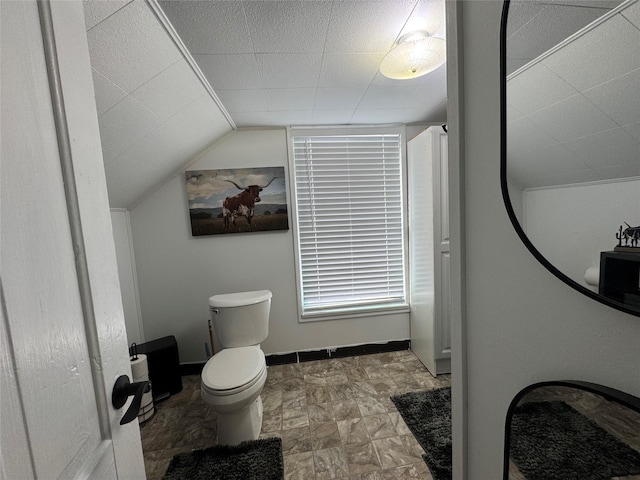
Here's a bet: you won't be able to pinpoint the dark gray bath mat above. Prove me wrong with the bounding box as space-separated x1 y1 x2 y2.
391 387 452 480
510 401 640 480
392 388 640 480
163 437 283 480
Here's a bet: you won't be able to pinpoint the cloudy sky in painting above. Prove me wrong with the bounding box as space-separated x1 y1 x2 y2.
185 167 287 209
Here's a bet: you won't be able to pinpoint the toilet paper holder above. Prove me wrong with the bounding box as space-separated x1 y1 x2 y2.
112 375 152 425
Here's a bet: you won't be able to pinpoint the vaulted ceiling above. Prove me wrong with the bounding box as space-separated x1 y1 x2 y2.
84 0 636 209
84 0 447 209
506 0 639 190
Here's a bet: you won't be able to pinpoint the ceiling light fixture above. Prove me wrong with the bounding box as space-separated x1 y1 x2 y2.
380 31 446 80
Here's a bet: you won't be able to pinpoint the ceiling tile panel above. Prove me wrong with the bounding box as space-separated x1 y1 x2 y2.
194 54 262 90
506 58 531 76
324 1 417 53
216 89 268 113
113 122 183 172
265 88 317 111
131 60 205 121
111 164 172 208
318 53 384 87
528 94 618 143
243 1 331 53
507 64 577 115
507 105 524 123
505 2 544 39
582 68 640 128
544 168 603 187
100 143 120 167
349 108 430 124
406 0 446 38
595 162 640 180
507 116 558 157
624 122 640 141
514 143 588 177
507 155 551 189
267 110 314 126
91 68 127 116
621 0 640 29
256 53 323 88
311 109 356 125
314 87 366 110
87 0 182 93
83 0 132 31
98 95 160 159
507 4 610 66
158 1 253 54
104 168 144 208
544 12 640 91
563 127 640 169
358 86 423 109
165 95 234 154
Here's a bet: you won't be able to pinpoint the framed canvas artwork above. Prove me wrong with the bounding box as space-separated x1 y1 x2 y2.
185 166 288 236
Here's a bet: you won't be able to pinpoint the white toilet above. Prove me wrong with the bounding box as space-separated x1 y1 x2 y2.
201 290 271 446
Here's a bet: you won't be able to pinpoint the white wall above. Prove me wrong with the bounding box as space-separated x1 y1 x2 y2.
524 179 640 292
457 2 640 478
111 209 144 345
129 129 410 363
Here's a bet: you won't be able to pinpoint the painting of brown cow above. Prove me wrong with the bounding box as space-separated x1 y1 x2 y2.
222 177 277 230
185 166 288 236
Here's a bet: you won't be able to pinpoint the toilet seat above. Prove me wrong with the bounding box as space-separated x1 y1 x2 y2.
202 346 266 397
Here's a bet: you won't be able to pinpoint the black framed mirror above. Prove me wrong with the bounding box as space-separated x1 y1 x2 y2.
503 381 640 479
500 0 640 317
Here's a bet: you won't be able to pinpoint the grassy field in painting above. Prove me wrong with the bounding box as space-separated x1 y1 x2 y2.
190 213 289 236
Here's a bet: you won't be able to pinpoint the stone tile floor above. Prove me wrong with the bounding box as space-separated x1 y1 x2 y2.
140 349 640 479
140 349 450 479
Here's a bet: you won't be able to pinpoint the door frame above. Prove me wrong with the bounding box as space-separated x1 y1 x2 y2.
445 0 468 478
1 1 146 477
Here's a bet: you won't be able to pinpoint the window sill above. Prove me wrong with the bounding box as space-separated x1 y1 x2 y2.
299 303 410 323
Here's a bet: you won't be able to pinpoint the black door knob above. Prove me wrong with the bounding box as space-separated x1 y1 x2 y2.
111 375 152 425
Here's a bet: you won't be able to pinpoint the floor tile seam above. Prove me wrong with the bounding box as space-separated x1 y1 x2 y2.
341 439 384 475
370 436 415 469
314 443 390 479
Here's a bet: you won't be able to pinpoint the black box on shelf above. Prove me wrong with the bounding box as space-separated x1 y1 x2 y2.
599 251 640 308
131 335 183 402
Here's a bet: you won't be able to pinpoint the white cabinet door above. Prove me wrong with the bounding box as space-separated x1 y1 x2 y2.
408 127 451 376
433 133 452 358
1 1 145 478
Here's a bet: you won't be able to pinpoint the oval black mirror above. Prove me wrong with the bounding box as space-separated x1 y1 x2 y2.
500 0 640 317
503 381 640 479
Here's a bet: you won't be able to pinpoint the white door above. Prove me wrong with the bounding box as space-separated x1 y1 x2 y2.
1 1 145 479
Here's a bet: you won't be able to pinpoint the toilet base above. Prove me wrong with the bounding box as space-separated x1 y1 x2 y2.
216 395 263 446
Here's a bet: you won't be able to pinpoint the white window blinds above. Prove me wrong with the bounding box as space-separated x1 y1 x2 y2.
291 132 407 317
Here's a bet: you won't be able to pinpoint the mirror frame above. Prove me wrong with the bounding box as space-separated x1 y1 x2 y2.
502 380 640 479
499 0 640 318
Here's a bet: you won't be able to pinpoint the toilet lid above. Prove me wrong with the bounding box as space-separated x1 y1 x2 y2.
202 346 265 391
208 290 272 308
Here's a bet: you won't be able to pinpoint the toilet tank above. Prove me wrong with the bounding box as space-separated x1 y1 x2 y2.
208 290 272 348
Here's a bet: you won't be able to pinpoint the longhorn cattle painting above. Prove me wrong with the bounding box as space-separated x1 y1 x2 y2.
185 167 288 236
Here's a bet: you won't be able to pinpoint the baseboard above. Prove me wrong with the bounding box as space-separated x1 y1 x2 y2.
179 340 411 373
180 362 206 376
265 340 411 365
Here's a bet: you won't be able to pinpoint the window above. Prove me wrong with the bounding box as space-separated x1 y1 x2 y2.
290 127 408 320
